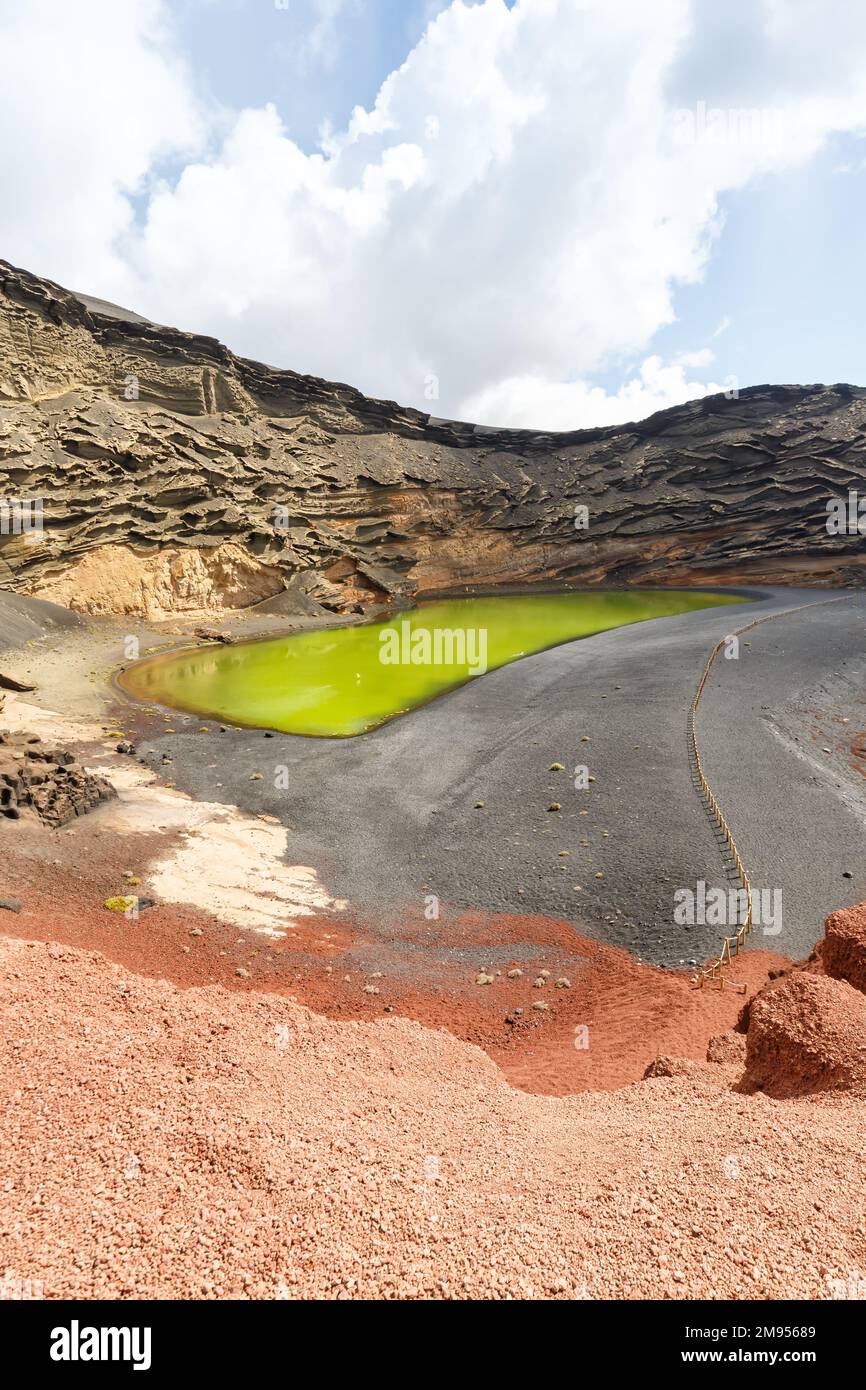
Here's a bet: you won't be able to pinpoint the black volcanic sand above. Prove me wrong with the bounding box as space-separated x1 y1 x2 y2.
99 584 866 969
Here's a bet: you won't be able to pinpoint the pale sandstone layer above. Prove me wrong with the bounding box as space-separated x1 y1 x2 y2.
29 543 285 619
1 259 865 616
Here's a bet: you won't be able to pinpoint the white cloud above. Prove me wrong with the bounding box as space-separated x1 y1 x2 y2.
461 352 737 430
2 0 866 427
295 0 362 71
0 0 208 293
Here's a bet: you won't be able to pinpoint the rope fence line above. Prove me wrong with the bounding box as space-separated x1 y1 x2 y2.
688 595 848 992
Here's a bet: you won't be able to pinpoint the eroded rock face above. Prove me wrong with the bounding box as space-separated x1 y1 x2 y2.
820 903 866 995
30 542 286 618
743 973 866 1098
0 730 114 826
1 257 865 616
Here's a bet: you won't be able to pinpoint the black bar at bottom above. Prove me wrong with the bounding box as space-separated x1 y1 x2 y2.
0 1296 854 1375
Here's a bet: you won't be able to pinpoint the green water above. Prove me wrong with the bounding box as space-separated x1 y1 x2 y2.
118 590 744 737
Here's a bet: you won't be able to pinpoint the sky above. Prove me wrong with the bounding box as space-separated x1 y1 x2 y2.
1 0 865 429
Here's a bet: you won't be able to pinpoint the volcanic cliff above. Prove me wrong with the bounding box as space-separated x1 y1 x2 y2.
0 258 864 618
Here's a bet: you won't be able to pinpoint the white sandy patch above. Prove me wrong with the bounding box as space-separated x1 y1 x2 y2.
92 763 347 938
1 697 107 745
2 697 347 936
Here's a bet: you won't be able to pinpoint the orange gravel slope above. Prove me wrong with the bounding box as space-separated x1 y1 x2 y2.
2 933 865 1301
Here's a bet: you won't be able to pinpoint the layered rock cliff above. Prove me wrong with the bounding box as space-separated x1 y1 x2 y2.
0 258 863 618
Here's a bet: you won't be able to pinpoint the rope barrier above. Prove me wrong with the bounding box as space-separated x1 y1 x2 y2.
688 596 848 992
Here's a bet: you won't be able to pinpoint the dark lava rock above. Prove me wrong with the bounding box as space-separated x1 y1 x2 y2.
0 729 115 827
0 671 36 692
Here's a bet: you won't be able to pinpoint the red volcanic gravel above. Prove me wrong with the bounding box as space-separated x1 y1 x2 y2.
0 823 790 1095
3 933 866 1301
4 801 866 1300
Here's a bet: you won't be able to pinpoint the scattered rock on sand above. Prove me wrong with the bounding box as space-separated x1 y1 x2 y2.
0 672 36 692
643 1056 705 1079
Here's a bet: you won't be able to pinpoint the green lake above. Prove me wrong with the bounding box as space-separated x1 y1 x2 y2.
118 589 744 737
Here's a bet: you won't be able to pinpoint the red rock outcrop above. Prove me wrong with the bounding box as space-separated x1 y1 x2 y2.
820 902 866 995
742 972 866 1098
